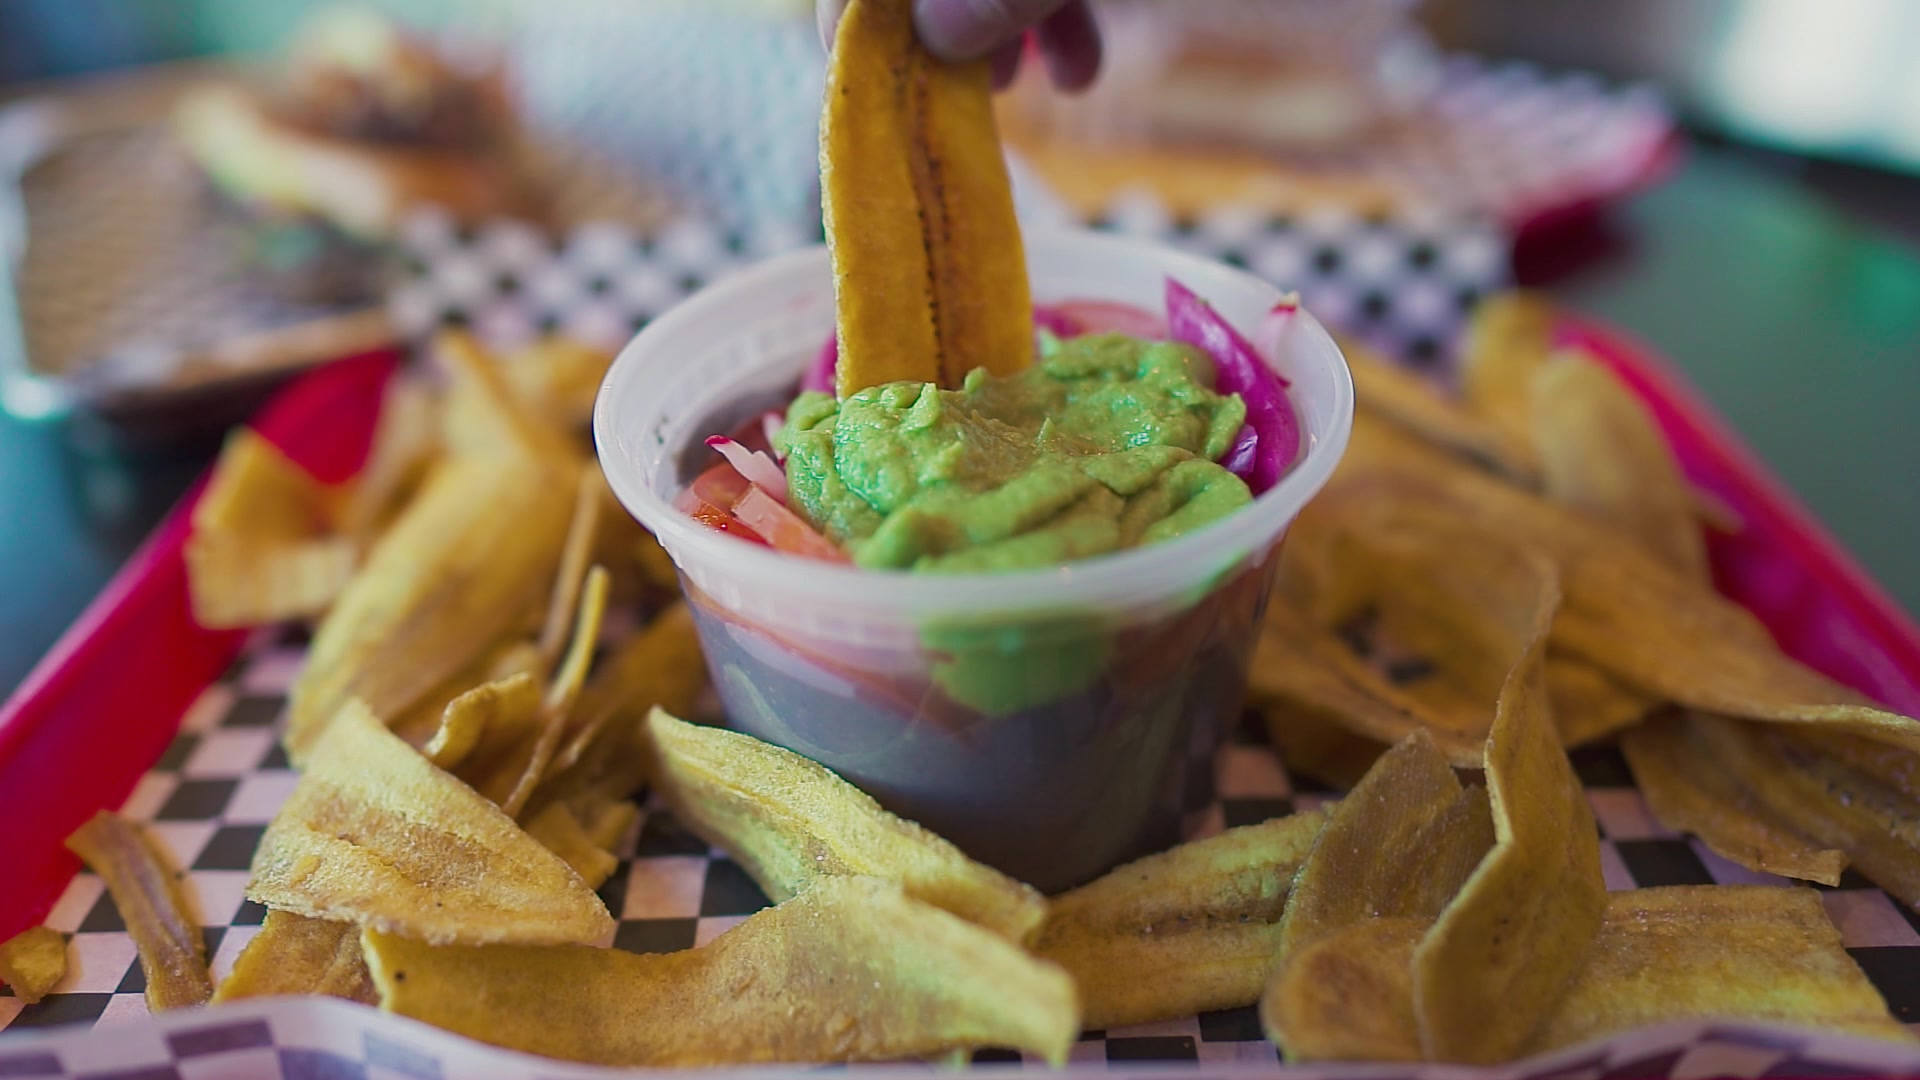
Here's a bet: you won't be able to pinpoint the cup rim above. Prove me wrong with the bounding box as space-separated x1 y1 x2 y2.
593 228 1355 615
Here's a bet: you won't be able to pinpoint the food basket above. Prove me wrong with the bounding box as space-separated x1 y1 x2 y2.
2 295 1917 1074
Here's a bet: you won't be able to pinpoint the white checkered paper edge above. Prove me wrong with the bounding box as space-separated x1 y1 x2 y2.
6 622 1920 1075
4 1000 1920 1080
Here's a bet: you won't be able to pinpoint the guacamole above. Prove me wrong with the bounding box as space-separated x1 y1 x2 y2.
777 333 1252 572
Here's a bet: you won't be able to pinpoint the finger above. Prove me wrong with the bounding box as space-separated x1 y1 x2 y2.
1035 0 1100 92
914 0 1077 62
817 0 849 51
990 38 1024 90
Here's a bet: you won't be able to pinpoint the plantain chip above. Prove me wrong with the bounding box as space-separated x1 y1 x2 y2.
185 537 360 630
0 926 67 1005
525 802 620 891
365 875 1079 1067
1683 714 1920 910
66 811 212 1010
1264 916 1428 1063
822 0 1031 394
539 465 604 667
1621 713 1845 886
1413 586 1607 1065
423 673 543 771
390 640 545 751
641 708 1044 943
211 909 375 1005
437 331 583 465
1257 696 1385 790
186 428 356 628
1343 336 1537 482
633 531 680 592
1272 733 1493 968
287 452 572 761
1531 353 1707 580
474 565 610 817
248 699 613 946
1320 447 1920 755
1033 808 1330 1029
336 375 439 544
544 602 707 791
497 337 614 431
1458 290 1556 449
1252 600 1479 763
1548 656 1656 747
1262 511 1561 767
1533 886 1914 1052
576 798 639 853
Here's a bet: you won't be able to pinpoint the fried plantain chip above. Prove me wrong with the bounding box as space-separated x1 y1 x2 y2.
1531 353 1707 580
0 926 66 1005
1548 657 1656 747
634 530 680 591
1263 511 1561 767
1684 714 1920 910
576 797 640 853
1263 916 1428 1063
1319 450 1920 755
1533 886 1913 1051
336 375 439 544
641 709 1044 943
186 428 355 628
365 875 1079 1066
185 537 360 630
1458 290 1556 448
525 802 620 891
288 452 572 761
498 338 614 431
1343 336 1537 482
1033 809 1329 1029
1273 733 1493 967
1257 696 1385 791
390 640 545 751
475 565 610 817
249 700 613 946
544 602 707 791
437 331 584 466
1252 600 1480 763
822 0 1031 394
1621 714 1845 886
191 428 337 539
66 811 212 1010
211 910 375 1005
539 466 604 667
1413 589 1607 1064
423 673 543 771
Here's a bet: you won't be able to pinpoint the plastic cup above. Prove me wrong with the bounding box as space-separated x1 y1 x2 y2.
595 229 1353 892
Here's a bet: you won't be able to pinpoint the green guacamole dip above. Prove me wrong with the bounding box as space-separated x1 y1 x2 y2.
777 333 1252 572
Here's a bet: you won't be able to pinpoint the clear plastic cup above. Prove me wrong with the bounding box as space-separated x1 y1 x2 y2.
595 229 1353 892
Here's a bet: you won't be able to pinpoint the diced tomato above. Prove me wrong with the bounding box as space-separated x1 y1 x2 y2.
687 461 752 512
732 484 850 563
1049 300 1167 339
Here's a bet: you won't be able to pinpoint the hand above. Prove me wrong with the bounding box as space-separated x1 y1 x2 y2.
817 0 1102 91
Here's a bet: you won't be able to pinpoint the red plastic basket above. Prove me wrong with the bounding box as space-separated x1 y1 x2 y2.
1 322 1915 945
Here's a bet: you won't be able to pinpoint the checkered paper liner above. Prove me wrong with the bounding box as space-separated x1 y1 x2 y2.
388 196 1510 370
5 625 1920 1078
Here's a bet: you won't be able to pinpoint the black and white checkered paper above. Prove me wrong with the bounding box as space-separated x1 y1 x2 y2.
389 195 1510 370
4 623 1919 1078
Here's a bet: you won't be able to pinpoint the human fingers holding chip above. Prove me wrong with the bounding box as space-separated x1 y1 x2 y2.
817 0 1103 91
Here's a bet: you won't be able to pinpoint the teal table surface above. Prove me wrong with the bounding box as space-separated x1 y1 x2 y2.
1 146 1917 698
1544 150 1920 625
